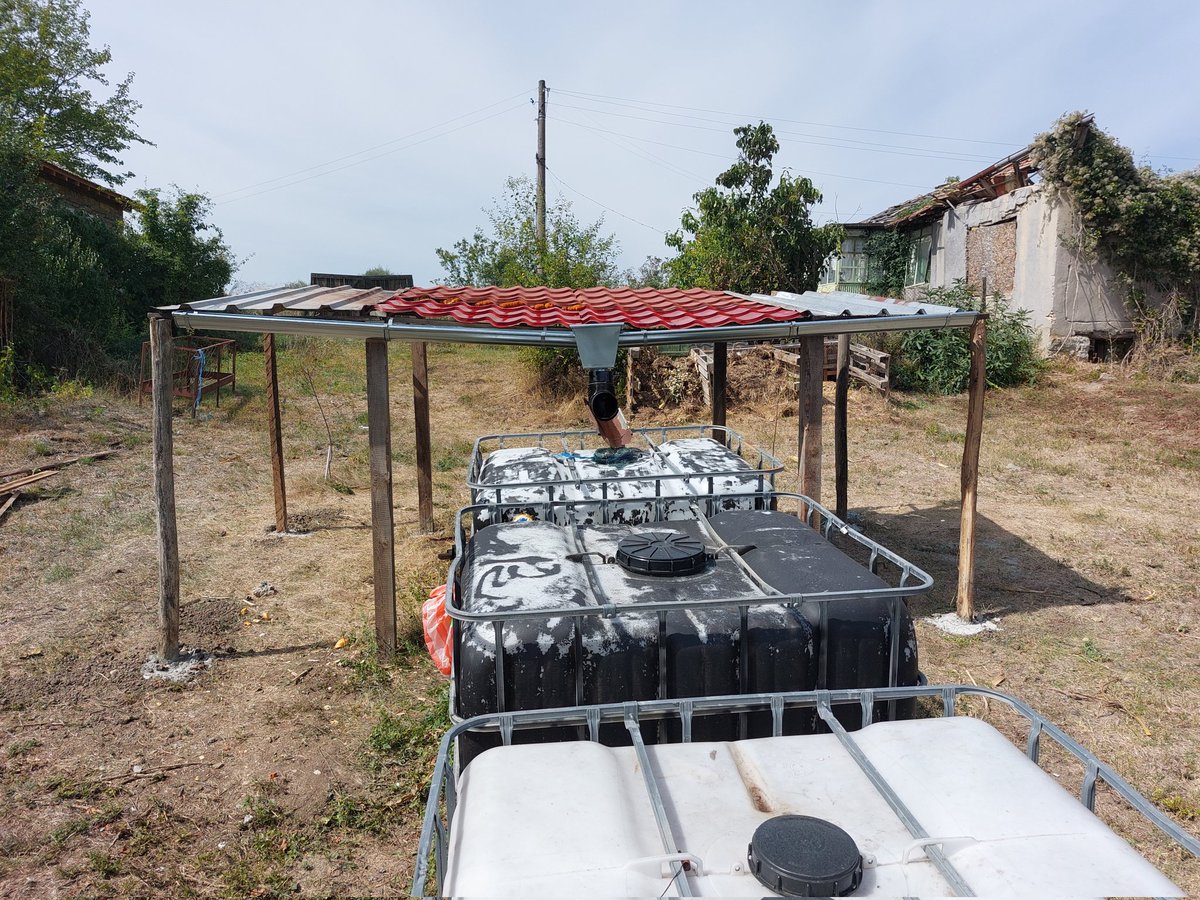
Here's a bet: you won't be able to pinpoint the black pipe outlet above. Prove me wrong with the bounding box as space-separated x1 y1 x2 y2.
587 368 619 422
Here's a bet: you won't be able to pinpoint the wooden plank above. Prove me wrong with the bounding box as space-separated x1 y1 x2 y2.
834 334 850 521
0 449 117 481
150 315 180 661
711 341 727 430
0 492 18 525
263 333 288 534
955 316 987 621
691 349 712 407
798 335 824 508
0 470 57 494
365 338 397 660
412 341 434 534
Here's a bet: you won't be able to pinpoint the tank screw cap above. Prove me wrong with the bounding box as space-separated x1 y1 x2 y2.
747 815 863 897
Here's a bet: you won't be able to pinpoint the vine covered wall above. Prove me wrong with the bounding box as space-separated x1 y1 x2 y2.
1031 112 1200 334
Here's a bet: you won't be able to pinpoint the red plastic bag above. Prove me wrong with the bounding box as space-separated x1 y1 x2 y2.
422 584 452 676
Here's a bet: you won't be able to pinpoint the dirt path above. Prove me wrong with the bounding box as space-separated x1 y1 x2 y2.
1 344 1196 895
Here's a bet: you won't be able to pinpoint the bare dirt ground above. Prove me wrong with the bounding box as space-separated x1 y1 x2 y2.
1 340 1198 896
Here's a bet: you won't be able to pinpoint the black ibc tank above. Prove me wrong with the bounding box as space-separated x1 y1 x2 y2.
454 510 918 766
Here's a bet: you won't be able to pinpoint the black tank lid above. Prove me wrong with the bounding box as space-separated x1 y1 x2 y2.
747 814 863 897
615 530 706 577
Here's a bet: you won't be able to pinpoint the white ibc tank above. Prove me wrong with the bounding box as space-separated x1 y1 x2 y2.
444 716 1182 897
473 438 773 525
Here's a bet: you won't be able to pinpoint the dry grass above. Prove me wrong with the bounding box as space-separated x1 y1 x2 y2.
0 342 1197 895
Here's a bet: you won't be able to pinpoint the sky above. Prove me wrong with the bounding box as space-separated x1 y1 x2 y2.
85 0 1200 291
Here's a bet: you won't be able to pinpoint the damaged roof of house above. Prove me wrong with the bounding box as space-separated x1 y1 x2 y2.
850 144 1039 229
844 114 1096 230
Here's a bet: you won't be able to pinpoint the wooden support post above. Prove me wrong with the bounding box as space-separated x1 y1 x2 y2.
263 333 287 534
798 335 824 507
711 341 728 431
366 338 397 660
412 341 434 534
834 333 850 521
149 314 180 661
955 315 987 621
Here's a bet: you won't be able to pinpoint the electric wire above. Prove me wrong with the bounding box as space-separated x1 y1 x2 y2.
216 100 528 205
558 88 1198 165
555 87 1021 148
551 114 935 191
544 165 669 235
550 102 1000 165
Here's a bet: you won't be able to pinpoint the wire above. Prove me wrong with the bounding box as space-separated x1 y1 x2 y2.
550 114 934 191
550 102 1000 165
559 88 1200 167
216 100 528 205
555 113 710 183
215 88 532 200
556 87 1022 148
544 165 669 234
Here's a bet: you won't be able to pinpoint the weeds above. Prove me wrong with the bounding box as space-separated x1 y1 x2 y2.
50 803 121 846
6 738 39 757
1081 638 1106 663
86 850 122 878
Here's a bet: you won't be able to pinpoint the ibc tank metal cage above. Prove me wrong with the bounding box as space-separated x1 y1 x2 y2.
466 424 783 503
445 491 934 720
412 685 1200 898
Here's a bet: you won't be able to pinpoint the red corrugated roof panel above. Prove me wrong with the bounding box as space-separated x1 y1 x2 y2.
377 286 808 329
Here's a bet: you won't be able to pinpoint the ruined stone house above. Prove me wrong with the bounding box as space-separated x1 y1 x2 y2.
820 135 1142 357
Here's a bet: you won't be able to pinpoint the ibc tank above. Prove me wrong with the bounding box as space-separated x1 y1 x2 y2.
451 508 922 766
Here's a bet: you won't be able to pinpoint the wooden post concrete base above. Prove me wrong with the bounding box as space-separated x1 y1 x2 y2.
798 335 824 510
955 316 987 621
412 342 434 534
150 314 180 660
366 338 397 659
263 333 287 534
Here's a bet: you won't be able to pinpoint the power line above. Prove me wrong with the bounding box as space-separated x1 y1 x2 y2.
555 87 1023 148
216 88 531 200
556 113 709 182
559 87 1200 167
544 165 668 234
550 114 934 191
216 100 528 205
550 101 1000 165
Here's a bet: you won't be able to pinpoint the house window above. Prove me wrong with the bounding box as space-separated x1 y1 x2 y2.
822 234 871 288
905 227 934 286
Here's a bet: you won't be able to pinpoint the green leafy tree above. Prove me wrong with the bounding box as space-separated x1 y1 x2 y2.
862 230 909 298
665 123 842 293
363 266 394 276
437 176 623 288
125 188 236 306
0 0 149 185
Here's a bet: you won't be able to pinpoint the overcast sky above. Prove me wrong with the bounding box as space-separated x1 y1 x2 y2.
86 0 1200 291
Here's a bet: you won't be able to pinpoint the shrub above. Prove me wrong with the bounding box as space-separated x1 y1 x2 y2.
520 346 627 401
891 281 1042 394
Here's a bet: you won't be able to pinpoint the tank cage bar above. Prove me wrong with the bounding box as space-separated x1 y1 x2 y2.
411 685 1200 898
445 491 932 623
445 491 930 722
466 424 784 495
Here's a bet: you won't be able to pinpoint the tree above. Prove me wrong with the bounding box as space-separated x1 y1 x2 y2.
125 188 236 306
665 123 842 294
437 176 623 288
0 0 149 185
363 266 394 276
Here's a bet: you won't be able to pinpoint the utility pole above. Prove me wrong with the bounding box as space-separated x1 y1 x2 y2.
536 79 547 250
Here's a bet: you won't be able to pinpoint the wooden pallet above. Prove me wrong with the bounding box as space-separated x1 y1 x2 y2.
688 340 891 400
